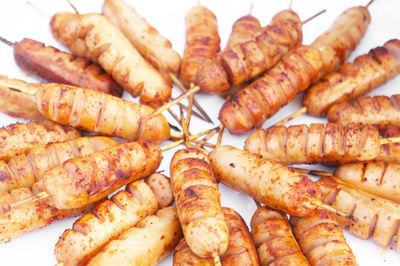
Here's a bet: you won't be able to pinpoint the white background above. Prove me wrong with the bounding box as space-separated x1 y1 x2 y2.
0 0 399 265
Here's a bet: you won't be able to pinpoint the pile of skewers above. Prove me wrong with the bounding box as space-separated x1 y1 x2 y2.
0 0 399 265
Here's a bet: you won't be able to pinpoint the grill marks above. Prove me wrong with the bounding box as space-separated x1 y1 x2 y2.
292 209 357 266
318 177 400 252
328 94 400 130
220 45 322 135
245 123 381 165
197 9 302 94
250 207 308 266
305 39 400 117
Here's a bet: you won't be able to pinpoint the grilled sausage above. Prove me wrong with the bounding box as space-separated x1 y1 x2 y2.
219 6 372 135
102 0 181 80
318 176 400 252
245 123 381 165
328 94 400 129
35 82 170 144
0 136 117 193
334 161 400 203
170 147 229 259
87 206 182 266
0 120 80 160
196 9 303 94
303 39 400 117
180 5 220 88
55 173 173 266
291 209 357 266
0 75 43 120
174 207 259 266
31 140 162 209
311 6 371 76
50 11 171 107
13 38 123 97
219 45 323 135
0 187 92 242
225 14 261 49
209 145 322 217
250 206 309 266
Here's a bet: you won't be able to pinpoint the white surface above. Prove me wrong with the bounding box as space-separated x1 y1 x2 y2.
0 0 399 265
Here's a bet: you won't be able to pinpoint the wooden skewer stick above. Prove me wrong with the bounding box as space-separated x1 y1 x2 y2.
169 73 213 123
305 197 355 220
0 36 15 47
26 1 51 18
5 81 38 96
216 125 224 148
9 191 49 210
195 128 218 148
289 167 333 177
178 102 204 120
180 107 192 148
288 0 294 10
161 127 219 152
380 137 400 145
66 0 80 14
301 9 326 26
144 85 201 121
366 0 375 8
187 83 195 128
167 108 182 127
275 106 307 126
193 139 216 149
248 3 254 15
212 251 222 266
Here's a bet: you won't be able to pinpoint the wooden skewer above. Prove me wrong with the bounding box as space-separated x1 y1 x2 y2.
66 0 80 14
167 108 182 127
275 106 307 126
178 102 204 120
187 83 195 128
26 1 51 18
216 125 224 148
254 200 262 208
143 85 201 121
9 191 49 209
161 127 219 152
180 107 192 148
195 128 218 148
301 9 326 26
169 73 213 123
288 0 294 10
306 197 355 220
366 0 375 8
248 3 254 15
193 139 216 149
289 167 333 177
212 251 222 266
380 137 400 145
0 36 15 47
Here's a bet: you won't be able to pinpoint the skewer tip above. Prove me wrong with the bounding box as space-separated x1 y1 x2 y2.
302 9 326 25
366 0 375 8
248 3 254 15
380 137 400 145
0 36 15 47
212 251 222 266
